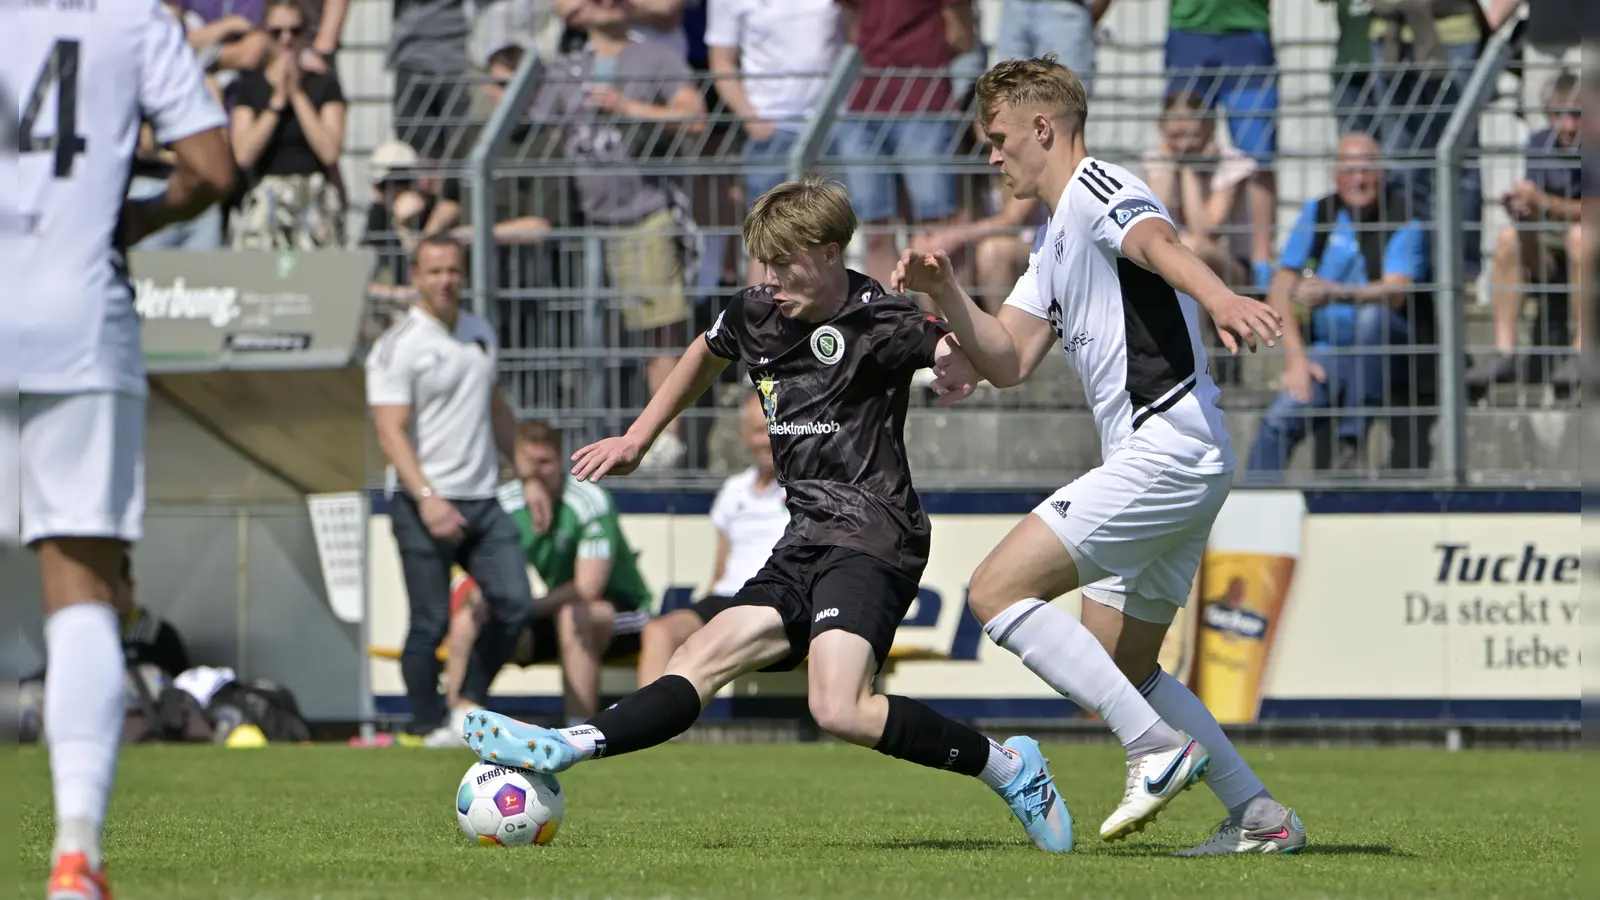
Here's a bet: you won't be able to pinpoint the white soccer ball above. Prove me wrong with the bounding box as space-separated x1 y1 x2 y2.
456 761 564 846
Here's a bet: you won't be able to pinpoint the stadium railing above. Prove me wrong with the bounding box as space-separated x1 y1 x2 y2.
452 34 1579 493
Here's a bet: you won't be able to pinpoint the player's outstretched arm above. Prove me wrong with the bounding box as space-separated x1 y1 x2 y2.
571 336 731 482
893 248 1055 388
1120 217 1284 354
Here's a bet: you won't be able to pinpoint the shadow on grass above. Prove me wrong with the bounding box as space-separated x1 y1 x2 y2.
1088 843 1406 859
866 839 1022 851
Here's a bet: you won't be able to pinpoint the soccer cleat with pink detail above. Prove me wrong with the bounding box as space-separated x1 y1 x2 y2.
1178 808 1307 856
463 710 585 774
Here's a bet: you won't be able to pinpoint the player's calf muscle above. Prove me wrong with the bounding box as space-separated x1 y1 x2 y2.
36 538 123 613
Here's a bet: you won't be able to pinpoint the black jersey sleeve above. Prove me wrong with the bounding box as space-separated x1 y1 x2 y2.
703 290 748 361
870 299 952 372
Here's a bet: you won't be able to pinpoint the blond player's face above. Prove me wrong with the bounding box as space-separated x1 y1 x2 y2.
762 243 837 322
984 103 1048 201
414 243 464 320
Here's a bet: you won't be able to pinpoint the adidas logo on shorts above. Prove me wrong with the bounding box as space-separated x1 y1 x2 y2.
1050 500 1071 518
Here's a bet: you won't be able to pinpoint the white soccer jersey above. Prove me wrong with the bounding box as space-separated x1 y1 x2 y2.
1004 158 1235 473
2 0 226 394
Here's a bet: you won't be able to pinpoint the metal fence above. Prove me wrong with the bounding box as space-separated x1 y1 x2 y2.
349 19 1585 492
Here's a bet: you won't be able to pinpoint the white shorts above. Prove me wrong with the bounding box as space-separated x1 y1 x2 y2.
1032 452 1232 624
0 392 146 547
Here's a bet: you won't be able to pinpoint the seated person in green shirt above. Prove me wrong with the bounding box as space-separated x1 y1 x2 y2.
443 420 654 729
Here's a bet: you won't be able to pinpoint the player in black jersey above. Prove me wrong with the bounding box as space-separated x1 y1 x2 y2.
463 177 1074 853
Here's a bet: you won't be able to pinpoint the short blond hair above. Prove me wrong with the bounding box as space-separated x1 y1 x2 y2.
743 176 857 263
975 54 1089 136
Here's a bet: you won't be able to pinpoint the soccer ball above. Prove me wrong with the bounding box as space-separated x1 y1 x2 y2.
456 762 564 847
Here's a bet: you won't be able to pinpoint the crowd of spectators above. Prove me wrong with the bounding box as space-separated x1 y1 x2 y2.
133 0 1588 479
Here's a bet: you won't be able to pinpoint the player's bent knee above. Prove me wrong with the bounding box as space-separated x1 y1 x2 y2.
806 685 878 745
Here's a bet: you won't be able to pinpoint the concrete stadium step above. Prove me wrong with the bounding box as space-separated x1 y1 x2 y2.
152 368 378 495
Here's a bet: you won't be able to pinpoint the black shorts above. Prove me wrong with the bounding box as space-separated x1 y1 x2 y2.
719 545 922 674
511 605 647 666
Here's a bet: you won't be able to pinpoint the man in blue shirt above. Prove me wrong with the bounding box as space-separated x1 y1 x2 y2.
1245 133 1430 477
1470 70 1583 390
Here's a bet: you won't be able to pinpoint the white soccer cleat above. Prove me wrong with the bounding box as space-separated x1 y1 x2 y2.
1100 736 1209 841
1178 808 1308 856
422 705 477 749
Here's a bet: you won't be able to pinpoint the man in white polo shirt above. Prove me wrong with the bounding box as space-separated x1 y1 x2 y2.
366 233 549 743
636 392 788 682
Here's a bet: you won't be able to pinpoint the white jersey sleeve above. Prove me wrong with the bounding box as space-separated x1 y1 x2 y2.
1073 160 1174 257
139 1 227 144
365 330 415 406
1001 228 1050 321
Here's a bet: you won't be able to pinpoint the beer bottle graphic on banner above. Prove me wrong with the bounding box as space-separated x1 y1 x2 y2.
1194 492 1307 723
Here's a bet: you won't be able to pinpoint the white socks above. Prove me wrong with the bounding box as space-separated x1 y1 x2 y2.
977 739 1024 790
44 602 125 868
1136 669 1276 821
984 599 1182 754
556 724 603 760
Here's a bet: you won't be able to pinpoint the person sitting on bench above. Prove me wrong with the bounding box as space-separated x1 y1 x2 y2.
437 420 654 745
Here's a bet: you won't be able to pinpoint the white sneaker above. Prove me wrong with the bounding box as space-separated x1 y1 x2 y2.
638 430 686 471
1178 808 1307 856
422 706 476 749
1100 736 1210 841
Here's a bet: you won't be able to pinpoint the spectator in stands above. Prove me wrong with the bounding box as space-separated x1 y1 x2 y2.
834 0 974 287
229 0 348 250
705 0 842 286
1164 0 1278 290
175 0 270 82
1324 0 1379 135
994 0 1110 95
560 0 695 59
442 421 655 736
1469 70 1583 389
535 0 708 470
361 140 434 330
1245 133 1429 477
389 0 475 160
637 393 786 683
1367 0 1486 277
1141 91 1256 290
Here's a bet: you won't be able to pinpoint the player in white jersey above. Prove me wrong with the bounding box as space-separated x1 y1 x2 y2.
3 2 233 896
895 55 1306 856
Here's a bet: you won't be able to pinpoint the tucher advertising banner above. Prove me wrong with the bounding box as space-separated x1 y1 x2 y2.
131 249 373 372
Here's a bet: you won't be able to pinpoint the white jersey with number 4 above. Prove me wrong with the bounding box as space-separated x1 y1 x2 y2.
1 0 226 395
1004 157 1235 473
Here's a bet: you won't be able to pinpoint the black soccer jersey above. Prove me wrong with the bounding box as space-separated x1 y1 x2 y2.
703 271 948 575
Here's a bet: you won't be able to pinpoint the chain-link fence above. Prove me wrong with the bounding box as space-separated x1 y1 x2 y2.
348 11 1585 492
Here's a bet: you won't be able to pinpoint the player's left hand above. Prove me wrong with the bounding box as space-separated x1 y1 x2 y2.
571 434 647 482
930 334 980 406
892 248 957 301
1206 290 1283 354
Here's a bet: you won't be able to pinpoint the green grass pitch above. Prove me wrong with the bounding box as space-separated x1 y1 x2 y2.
16 742 1579 899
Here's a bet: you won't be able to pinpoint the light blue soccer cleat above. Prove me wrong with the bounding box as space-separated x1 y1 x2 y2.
462 710 585 774
996 736 1075 853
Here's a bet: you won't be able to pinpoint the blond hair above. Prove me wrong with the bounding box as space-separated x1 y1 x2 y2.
743 176 857 263
974 54 1089 136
